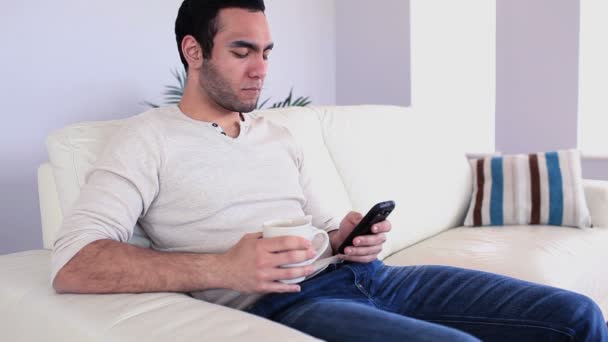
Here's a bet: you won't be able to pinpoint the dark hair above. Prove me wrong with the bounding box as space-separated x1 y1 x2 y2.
175 0 266 72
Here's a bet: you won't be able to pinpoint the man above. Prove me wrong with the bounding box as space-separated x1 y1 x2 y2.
52 0 607 341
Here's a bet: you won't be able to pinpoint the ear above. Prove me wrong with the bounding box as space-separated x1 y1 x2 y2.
181 35 204 70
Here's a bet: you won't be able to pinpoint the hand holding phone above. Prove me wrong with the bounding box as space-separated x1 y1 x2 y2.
337 200 395 255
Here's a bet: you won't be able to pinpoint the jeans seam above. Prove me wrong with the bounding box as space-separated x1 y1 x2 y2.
422 317 576 340
354 283 382 308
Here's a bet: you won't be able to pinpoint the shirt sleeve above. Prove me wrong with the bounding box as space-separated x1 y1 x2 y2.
51 121 164 283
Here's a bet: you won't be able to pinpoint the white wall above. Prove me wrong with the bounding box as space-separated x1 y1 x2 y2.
578 0 608 157
335 0 410 106
495 0 579 154
336 0 496 155
0 0 337 254
264 0 336 106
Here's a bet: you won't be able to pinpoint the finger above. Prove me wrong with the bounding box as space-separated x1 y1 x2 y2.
258 282 302 293
351 233 386 247
269 248 317 267
245 232 264 239
343 245 382 257
263 265 315 282
371 221 392 234
262 236 311 252
347 211 363 224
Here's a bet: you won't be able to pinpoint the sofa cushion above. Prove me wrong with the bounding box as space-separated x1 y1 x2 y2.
584 179 608 228
46 119 152 249
47 119 124 216
0 251 318 341
383 225 608 320
311 106 473 258
464 150 591 228
38 163 63 249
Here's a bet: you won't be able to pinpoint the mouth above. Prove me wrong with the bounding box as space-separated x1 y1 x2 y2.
241 88 261 96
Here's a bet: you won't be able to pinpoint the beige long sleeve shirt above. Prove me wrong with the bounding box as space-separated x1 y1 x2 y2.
51 105 341 309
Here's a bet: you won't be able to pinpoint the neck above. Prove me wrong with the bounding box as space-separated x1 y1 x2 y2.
178 75 240 126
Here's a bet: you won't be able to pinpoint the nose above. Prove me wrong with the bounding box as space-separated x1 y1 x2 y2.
248 54 267 80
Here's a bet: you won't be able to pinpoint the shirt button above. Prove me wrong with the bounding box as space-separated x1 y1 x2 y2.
212 123 218 127
221 132 227 135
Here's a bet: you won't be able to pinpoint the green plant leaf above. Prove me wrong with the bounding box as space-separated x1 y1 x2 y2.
142 100 160 108
164 96 183 101
283 87 293 106
292 97 305 106
172 68 186 90
163 92 182 98
165 85 183 92
296 96 312 107
163 90 183 97
257 97 271 109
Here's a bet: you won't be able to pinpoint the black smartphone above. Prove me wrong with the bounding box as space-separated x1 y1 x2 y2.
337 200 396 255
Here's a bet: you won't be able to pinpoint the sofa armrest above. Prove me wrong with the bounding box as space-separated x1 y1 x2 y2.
584 179 608 228
0 250 317 342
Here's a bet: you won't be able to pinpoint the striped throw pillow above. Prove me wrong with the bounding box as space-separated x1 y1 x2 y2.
464 150 591 228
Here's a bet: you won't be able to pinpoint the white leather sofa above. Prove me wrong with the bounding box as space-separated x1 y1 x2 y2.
1 105 607 341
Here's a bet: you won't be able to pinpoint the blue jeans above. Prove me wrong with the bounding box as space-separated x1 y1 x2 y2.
247 260 607 341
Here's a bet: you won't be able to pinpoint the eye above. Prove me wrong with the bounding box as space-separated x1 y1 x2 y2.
263 53 270 61
232 51 248 58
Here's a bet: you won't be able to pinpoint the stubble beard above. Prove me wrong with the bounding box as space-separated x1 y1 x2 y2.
200 59 259 113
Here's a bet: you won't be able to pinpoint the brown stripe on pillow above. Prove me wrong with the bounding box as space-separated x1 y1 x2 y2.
529 154 541 224
473 158 485 226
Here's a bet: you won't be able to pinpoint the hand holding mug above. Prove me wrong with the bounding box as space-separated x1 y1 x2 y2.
222 216 329 293
262 215 330 283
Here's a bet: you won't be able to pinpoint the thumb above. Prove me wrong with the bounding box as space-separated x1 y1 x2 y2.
348 211 363 224
244 232 263 239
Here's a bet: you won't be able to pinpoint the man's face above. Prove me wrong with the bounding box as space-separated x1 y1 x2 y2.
199 8 273 113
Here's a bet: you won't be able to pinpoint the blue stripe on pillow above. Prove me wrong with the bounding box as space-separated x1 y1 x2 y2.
490 157 504 225
546 152 564 226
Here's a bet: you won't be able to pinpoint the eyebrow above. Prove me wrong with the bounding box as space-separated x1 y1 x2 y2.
228 40 274 52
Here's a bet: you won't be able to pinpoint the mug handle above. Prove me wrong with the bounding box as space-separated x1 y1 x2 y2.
309 228 330 262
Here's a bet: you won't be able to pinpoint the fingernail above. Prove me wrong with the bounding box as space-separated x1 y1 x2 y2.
373 226 378 232
346 248 352 254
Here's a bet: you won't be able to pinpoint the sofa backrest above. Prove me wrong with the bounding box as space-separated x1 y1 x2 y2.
41 105 473 258
309 106 473 258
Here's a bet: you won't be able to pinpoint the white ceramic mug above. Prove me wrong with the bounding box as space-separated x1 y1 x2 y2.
262 215 330 284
